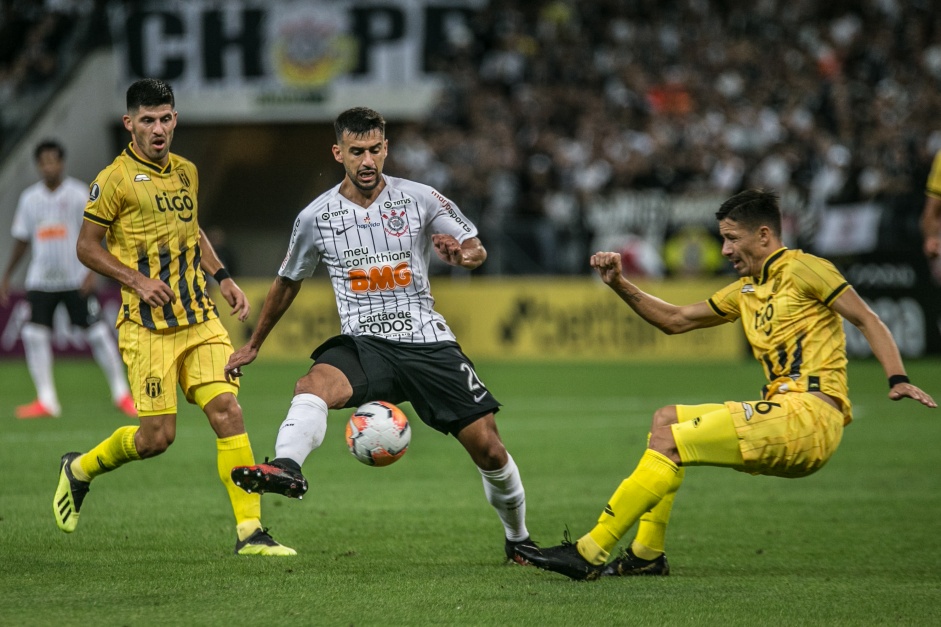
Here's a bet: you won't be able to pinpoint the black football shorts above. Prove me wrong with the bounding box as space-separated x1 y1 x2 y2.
311 334 501 436
27 290 99 329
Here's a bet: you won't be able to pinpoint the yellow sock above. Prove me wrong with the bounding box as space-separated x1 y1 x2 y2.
582 450 680 559
217 433 261 538
632 466 686 558
74 426 141 481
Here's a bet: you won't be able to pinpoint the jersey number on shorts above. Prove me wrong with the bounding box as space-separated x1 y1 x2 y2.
461 363 487 403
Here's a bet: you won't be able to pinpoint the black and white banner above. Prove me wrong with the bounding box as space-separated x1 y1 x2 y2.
110 0 484 117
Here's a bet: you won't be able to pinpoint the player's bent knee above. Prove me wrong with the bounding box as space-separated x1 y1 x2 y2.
648 410 681 463
295 366 352 407
135 432 174 458
650 406 678 431
671 404 744 467
473 446 508 471
461 426 508 470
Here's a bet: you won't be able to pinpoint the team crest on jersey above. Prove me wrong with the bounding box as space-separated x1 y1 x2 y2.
381 209 409 237
178 170 191 188
144 377 163 398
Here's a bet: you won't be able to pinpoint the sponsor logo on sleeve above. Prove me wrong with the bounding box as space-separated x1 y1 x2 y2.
430 190 471 232
280 217 302 272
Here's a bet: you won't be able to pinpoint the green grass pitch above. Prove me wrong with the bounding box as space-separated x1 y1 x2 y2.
1 358 939 625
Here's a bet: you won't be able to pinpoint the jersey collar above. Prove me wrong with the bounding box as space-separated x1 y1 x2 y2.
125 143 173 174
757 247 788 284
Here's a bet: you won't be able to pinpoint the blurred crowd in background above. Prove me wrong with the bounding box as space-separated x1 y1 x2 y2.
3 0 940 277
0 1 101 153
386 0 941 274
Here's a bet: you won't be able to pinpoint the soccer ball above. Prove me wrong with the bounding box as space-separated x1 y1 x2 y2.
345 400 411 467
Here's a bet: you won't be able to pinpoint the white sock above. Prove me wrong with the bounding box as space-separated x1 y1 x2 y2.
21 323 60 414
274 393 328 467
478 454 529 542
86 322 129 402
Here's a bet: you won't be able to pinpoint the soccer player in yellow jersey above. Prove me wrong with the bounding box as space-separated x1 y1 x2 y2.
516 189 936 579
920 149 941 259
52 78 294 556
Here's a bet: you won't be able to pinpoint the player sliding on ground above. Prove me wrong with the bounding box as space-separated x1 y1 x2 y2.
514 189 936 580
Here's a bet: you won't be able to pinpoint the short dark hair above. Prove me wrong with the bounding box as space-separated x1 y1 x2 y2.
34 139 64 161
715 189 782 237
126 78 175 111
334 107 385 143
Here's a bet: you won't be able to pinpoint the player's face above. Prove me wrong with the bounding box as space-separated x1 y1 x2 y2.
719 218 770 278
123 104 177 166
35 150 64 188
333 129 388 194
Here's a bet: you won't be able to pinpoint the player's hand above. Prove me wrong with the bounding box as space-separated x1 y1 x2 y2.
889 382 937 408
219 278 250 322
135 275 176 307
79 273 97 297
432 234 463 266
924 235 941 259
225 344 258 381
590 252 624 285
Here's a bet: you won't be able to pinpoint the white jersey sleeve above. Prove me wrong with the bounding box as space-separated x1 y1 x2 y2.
277 176 479 343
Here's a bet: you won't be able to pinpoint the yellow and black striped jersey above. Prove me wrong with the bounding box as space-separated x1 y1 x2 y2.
707 248 853 422
84 144 217 330
926 150 941 200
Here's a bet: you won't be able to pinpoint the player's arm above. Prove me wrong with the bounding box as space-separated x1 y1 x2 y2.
831 288 936 407
0 238 29 307
590 251 726 334
198 227 249 321
76 219 175 307
920 194 941 259
433 234 486 269
225 275 302 379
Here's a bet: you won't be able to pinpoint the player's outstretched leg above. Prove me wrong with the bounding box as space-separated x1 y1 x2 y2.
514 531 604 581
53 452 90 533
231 457 309 499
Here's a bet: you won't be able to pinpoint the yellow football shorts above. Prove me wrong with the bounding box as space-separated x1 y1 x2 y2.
118 317 239 417
672 393 844 478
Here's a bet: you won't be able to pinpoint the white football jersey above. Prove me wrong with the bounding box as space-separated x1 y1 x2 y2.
279 175 478 343
11 176 90 291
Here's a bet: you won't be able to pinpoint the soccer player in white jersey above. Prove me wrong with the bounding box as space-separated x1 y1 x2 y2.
224 107 536 563
1 140 135 419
